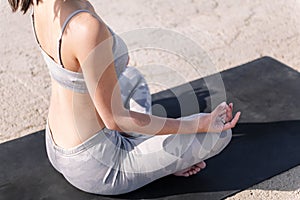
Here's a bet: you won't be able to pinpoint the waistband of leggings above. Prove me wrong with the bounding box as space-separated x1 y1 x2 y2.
45 119 109 156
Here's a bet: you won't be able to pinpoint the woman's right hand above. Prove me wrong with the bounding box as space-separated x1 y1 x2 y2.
199 102 241 133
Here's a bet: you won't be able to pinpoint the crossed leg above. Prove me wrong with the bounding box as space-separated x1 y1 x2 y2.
118 66 213 177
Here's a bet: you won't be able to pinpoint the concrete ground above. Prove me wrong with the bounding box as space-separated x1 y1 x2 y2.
1 0 300 199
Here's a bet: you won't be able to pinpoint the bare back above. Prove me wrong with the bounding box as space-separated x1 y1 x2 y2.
33 1 106 148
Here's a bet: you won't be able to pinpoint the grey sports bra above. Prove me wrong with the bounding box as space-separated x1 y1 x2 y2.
32 9 129 93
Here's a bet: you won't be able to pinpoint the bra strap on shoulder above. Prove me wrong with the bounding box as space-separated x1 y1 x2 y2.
57 9 92 66
31 11 42 48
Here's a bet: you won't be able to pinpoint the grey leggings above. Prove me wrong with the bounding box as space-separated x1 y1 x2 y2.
45 67 232 195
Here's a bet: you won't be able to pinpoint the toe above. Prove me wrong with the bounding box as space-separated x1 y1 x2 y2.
196 161 206 169
193 166 201 172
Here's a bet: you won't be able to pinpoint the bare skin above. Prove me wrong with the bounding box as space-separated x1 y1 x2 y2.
32 0 241 177
174 161 206 177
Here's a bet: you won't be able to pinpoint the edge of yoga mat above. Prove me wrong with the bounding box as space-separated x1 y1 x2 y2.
1 56 300 200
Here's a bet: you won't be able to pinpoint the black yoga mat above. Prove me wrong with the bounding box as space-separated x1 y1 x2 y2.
1 56 300 200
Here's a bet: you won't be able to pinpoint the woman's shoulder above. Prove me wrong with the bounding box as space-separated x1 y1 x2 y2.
66 9 113 67
61 0 106 35
68 10 111 47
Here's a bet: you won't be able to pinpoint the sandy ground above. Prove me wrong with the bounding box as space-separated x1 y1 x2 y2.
1 0 300 199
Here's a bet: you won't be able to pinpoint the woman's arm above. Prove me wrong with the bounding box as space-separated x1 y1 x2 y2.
71 13 240 135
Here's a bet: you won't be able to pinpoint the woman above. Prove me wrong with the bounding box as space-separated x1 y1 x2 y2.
8 0 241 195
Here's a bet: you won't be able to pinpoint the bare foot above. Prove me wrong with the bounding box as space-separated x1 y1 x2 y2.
173 161 206 177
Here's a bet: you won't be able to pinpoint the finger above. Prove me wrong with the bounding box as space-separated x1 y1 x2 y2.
227 109 233 116
225 109 233 122
226 104 231 111
226 106 233 115
230 112 241 127
226 104 233 115
220 112 227 119
228 112 240 127
220 109 227 116
225 103 234 122
220 112 227 122
223 112 241 130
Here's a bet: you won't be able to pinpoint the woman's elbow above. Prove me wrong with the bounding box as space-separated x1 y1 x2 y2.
102 115 124 131
99 107 129 131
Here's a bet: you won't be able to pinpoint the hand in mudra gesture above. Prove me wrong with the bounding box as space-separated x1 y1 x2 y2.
204 102 241 133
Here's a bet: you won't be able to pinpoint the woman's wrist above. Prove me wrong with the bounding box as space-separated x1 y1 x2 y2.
196 113 211 133
178 113 211 134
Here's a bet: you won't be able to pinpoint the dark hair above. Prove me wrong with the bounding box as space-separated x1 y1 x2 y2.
8 0 40 14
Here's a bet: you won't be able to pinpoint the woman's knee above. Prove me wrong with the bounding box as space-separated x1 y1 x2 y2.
209 129 232 157
120 67 151 113
192 129 232 161
220 129 232 145
121 66 145 82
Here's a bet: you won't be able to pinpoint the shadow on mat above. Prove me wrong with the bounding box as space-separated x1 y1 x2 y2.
151 89 210 118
